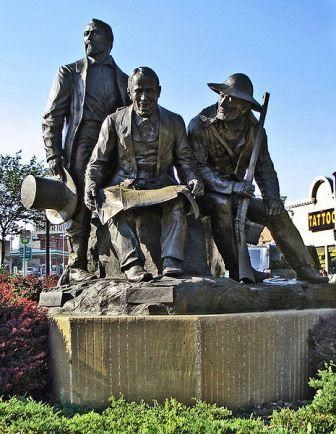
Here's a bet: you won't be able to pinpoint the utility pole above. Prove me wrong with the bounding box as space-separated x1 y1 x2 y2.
45 216 50 276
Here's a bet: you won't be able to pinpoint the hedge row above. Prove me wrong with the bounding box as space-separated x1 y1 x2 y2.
0 275 56 399
0 366 335 433
4 274 58 302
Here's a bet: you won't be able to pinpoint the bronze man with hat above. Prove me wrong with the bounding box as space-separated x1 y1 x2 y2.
42 19 130 283
188 73 327 284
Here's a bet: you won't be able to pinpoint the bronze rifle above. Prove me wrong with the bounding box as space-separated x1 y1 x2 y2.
234 92 270 283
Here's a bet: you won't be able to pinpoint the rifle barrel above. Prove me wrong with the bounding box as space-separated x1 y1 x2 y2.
236 92 270 283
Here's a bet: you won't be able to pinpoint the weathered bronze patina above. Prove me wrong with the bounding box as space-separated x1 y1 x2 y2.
85 67 203 282
188 73 328 284
42 19 130 283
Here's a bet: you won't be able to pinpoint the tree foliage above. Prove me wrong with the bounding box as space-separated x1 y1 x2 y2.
0 151 46 263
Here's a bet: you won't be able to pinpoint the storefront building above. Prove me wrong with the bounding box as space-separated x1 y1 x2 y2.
286 174 336 273
10 223 68 275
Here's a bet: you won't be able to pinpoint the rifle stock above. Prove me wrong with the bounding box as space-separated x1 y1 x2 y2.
235 92 270 283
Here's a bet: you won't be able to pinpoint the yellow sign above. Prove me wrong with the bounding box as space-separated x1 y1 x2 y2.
308 208 335 232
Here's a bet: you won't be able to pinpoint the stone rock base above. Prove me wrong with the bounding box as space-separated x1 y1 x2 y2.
41 276 336 316
49 309 336 409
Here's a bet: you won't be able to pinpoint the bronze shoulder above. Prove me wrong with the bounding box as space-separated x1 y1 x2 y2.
189 104 217 132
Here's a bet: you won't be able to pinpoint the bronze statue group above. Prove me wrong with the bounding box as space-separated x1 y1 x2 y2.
42 19 327 285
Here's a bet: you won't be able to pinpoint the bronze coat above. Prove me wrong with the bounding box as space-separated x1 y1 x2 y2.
86 105 199 191
188 104 281 201
42 56 129 169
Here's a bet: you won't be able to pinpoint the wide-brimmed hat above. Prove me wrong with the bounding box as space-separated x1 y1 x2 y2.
207 73 262 112
21 169 77 224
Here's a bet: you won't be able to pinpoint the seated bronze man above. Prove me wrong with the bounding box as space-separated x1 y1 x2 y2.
85 67 203 282
188 73 327 284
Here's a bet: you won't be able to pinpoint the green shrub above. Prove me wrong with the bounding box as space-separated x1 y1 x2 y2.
0 396 261 434
1 366 336 434
225 416 268 433
269 365 336 433
0 396 69 433
66 411 106 433
0 396 320 434
309 363 336 414
98 397 234 433
270 406 336 434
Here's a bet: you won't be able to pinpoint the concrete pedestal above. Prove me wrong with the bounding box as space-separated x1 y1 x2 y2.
49 309 336 410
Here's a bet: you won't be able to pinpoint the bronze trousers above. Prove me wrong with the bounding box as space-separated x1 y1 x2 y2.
107 197 187 270
200 192 314 276
65 121 101 269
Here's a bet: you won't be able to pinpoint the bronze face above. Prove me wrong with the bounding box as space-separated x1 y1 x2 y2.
216 92 252 121
128 75 161 118
84 22 111 59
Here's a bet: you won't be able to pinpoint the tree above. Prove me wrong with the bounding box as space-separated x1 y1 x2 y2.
0 151 47 265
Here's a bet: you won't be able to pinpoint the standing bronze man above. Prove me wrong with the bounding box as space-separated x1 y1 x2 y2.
85 67 203 282
188 73 327 284
42 19 130 282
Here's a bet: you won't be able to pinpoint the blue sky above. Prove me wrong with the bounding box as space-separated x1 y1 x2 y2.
1 0 335 201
